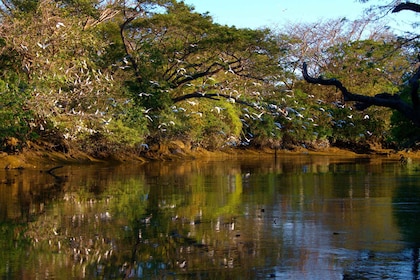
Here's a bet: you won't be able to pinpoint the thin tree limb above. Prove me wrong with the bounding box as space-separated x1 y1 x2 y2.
172 92 255 107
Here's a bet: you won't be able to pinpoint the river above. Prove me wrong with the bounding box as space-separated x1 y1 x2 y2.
0 154 420 279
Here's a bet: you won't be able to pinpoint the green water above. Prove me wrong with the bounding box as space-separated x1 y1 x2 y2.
1 155 420 279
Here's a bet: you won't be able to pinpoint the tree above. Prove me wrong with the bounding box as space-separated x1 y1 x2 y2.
118 1 281 106
303 1 420 127
113 0 286 149
0 0 149 154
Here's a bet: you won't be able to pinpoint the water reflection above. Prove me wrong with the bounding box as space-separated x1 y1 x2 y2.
0 155 419 279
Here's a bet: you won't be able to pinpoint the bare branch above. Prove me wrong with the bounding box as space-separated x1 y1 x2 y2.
302 62 420 126
84 8 120 30
120 15 142 84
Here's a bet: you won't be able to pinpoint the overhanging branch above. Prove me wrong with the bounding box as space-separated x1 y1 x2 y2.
392 2 420 13
302 62 420 126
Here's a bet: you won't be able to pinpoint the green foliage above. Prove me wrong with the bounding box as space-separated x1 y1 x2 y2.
0 0 415 154
389 110 420 148
388 89 420 148
0 75 37 149
325 39 407 96
150 99 242 150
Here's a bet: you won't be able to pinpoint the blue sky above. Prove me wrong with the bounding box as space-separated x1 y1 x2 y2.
183 0 417 32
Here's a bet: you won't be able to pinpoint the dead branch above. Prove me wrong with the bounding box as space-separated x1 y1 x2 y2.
84 8 120 30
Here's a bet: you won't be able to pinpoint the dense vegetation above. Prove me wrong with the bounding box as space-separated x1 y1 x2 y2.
0 0 419 157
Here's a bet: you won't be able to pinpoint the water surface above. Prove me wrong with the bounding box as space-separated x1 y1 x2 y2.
1 154 420 279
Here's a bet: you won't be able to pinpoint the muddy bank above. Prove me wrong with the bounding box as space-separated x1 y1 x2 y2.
0 141 415 170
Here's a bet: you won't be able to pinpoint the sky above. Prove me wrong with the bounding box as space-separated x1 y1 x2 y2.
182 0 417 33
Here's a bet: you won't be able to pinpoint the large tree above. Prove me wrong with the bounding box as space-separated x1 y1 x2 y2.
303 1 420 126
118 1 282 107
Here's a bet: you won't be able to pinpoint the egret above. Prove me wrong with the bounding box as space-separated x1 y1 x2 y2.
101 118 112 125
37 42 49 49
252 112 264 120
187 100 198 106
149 80 160 87
212 106 224 114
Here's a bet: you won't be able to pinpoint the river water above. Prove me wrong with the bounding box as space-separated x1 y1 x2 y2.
1 154 420 279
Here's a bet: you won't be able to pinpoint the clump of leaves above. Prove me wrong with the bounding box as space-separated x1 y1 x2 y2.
0 75 37 151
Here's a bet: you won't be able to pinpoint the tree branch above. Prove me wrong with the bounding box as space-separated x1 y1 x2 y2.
172 92 254 107
84 8 120 30
120 16 142 85
302 62 420 126
392 2 420 13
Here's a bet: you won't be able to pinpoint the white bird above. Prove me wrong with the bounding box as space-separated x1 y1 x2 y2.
212 106 224 114
145 115 153 122
101 118 112 125
37 42 49 49
252 112 264 120
149 80 160 87
225 66 235 75
187 100 198 106
179 260 187 269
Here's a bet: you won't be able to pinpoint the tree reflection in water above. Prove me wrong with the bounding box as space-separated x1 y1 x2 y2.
0 156 419 279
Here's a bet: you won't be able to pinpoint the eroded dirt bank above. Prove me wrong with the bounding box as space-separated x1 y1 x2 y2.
0 141 416 170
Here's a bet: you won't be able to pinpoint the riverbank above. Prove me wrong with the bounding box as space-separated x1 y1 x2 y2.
0 140 415 170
